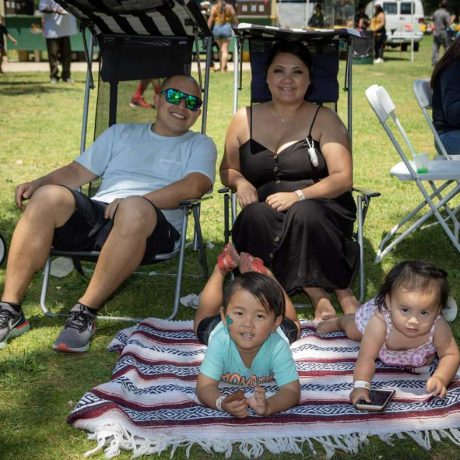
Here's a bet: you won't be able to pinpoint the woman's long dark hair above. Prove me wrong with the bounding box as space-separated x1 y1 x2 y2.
431 36 460 88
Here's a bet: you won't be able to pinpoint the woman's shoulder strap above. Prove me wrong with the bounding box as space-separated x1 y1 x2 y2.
307 104 322 137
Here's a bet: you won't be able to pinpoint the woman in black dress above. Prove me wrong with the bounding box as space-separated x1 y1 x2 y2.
220 40 359 321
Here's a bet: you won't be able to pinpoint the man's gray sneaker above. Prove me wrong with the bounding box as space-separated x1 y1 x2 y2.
0 302 30 349
53 303 96 353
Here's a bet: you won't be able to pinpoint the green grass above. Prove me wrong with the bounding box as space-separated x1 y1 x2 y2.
0 37 459 459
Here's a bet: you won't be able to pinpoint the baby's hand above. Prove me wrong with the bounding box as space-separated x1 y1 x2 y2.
248 386 268 416
222 391 248 418
350 387 371 406
426 376 447 398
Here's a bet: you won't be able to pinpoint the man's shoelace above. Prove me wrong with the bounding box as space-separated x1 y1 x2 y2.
64 309 93 332
0 309 16 327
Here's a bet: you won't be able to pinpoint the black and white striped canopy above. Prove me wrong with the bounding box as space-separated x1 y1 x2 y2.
56 0 210 38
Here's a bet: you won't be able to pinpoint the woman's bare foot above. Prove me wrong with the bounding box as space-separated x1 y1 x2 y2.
316 317 341 334
335 288 360 314
304 287 336 322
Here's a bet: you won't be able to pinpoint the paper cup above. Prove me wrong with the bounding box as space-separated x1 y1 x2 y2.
414 153 429 174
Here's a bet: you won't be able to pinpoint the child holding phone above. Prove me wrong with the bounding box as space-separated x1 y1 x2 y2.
317 260 460 406
194 244 300 418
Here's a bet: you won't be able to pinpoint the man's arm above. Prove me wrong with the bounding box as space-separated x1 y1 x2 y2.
143 172 212 209
15 161 97 209
39 0 66 14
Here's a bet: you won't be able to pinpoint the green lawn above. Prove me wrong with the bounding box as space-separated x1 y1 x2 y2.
0 37 459 459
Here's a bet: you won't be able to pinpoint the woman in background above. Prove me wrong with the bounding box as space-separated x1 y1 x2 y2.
370 4 386 64
207 0 238 72
431 36 460 156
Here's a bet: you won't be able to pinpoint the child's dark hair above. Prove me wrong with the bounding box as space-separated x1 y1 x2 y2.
375 260 449 311
222 272 286 318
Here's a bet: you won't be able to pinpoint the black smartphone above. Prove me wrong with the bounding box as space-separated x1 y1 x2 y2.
355 389 395 412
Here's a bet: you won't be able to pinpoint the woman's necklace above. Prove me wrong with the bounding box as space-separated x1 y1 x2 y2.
270 105 300 124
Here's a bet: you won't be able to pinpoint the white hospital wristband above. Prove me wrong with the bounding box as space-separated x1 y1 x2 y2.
294 189 306 201
215 395 225 411
353 380 371 390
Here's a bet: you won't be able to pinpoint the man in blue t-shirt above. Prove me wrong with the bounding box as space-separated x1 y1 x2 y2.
0 74 217 353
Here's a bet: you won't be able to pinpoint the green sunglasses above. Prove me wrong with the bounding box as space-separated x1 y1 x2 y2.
160 88 203 111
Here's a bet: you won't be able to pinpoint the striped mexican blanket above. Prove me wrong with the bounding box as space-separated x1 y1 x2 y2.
68 318 460 459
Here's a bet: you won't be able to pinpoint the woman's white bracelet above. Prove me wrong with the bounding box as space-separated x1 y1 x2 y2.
215 395 225 411
294 189 306 201
353 380 371 390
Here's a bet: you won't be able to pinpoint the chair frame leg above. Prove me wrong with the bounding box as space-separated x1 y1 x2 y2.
376 180 460 262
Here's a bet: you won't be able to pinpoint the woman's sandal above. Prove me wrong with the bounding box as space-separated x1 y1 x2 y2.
239 252 269 275
217 243 240 272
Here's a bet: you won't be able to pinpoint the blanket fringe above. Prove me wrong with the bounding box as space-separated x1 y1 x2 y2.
82 426 460 459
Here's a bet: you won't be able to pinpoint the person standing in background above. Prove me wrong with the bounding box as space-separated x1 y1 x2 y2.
207 0 238 72
431 37 460 156
369 4 386 64
0 15 17 75
39 0 77 83
354 3 370 30
308 3 324 28
432 0 455 66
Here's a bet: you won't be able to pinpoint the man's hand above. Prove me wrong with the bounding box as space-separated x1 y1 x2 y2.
426 375 447 398
15 181 40 210
247 386 269 416
236 181 258 208
350 387 371 406
265 192 299 212
104 198 124 220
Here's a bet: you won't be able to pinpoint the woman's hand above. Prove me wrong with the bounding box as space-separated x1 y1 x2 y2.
248 386 268 416
222 396 249 418
265 192 299 212
350 387 371 406
426 375 447 398
236 181 258 208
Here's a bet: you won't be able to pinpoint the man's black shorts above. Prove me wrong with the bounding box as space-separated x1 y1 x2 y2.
52 187 180 264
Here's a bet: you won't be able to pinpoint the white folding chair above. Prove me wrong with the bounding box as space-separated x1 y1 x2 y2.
365 84 460 262
413 79 451 160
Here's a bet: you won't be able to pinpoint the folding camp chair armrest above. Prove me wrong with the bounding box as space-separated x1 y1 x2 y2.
218 186 232 195
352 187 381 199
179 194 212 208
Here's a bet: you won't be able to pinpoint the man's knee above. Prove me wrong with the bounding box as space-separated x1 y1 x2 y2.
113 196 157 236
27 185 75 213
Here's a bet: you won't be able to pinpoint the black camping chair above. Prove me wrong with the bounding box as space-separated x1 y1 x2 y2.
40 0 214 321
220 24 380 302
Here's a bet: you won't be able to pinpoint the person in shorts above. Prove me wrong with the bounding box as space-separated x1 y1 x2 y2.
0 16 17 74
0 74 217 353
207 0 238 72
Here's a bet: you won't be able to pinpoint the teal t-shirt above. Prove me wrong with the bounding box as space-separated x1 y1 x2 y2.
200 322 298 387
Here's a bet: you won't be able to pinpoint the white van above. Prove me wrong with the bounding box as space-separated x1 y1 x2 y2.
365 0 424 51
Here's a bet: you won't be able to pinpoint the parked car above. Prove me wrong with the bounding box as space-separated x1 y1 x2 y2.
366 0 424 51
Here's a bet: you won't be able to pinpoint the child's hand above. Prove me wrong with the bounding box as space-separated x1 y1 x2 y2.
222 395 248 418
248 385 268 416
426 376 447 398
350 387 371 406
